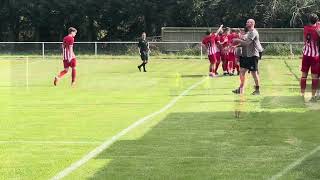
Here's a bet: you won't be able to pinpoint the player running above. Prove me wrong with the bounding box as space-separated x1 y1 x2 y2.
202 25 224 77
300 14 320 102
137 32 150 72
54 27 77 86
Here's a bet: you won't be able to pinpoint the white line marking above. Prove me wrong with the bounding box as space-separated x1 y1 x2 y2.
0 140 102 145
50 78 206 180
270 145 320 180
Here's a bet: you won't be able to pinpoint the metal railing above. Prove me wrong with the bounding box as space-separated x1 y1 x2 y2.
0 41 304 60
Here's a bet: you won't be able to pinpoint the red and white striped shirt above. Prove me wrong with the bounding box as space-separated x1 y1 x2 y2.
62 35 75 61
228 33 240 54
202 34 218 55
303 25 319 57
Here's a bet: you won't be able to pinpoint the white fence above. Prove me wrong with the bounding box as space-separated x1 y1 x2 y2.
0 41 304 60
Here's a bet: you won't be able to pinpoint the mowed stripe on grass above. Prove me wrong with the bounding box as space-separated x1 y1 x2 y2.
1 57 320 179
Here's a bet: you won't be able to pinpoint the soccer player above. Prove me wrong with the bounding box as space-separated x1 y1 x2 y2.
227 28 240 76
214 31 223 75
137 32 150 72
54 27 77 86
300 14 320 102
232 19 262 95
202 25 224 76
218 28 230 75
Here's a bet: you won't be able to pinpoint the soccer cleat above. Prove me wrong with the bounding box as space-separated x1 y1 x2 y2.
137 66 141 72
232 88 241 94
71 82 76 87
309 96 317 103
316 96 320 101
251 90 260 95
54 77 59 86
229 73 234 76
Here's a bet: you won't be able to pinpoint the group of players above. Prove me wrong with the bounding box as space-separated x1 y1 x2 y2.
53 14 320 102
202 25 245 77
202 19 263 95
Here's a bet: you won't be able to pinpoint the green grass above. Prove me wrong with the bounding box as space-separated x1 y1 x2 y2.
1 56 319 180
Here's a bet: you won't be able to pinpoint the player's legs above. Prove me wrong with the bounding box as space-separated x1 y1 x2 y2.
208 55 217 76
138 54 144 72
251 71 260 94
300 55 311 96
70 59 77 86
310 57 320 98
249 57 260 95
233 67 247 94
317 65 320 98
228 53 235 75
214 52 221 74
54 60 70 86
138 53 148 72
222 53 228 75
311 73 318 98
233 57 248 94
143 59 148 72
234 57 240 75
239 67 247 93
58 68 69 78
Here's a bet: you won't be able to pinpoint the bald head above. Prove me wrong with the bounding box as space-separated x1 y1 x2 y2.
246 19 255 30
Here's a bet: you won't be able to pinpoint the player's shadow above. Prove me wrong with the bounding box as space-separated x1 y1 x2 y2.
87 110 320 180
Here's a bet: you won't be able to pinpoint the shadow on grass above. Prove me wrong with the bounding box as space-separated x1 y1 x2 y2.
261 96 305 109
181 74 205 78
88 110 320 179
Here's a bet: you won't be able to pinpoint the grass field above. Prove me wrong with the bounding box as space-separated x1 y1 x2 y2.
1 55 320 180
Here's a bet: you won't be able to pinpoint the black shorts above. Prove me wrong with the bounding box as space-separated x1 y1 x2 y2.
140 52 149 61
240 56 259 72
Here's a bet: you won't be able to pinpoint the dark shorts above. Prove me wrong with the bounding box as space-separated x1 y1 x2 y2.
240 56 259 72
140 52 149 61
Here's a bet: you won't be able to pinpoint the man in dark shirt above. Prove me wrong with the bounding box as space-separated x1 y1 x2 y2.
138 32 150 72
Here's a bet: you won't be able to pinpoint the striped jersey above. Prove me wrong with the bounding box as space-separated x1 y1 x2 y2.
62 35 75 61
228 33 240 54
202 34 218 55
303 25 319 57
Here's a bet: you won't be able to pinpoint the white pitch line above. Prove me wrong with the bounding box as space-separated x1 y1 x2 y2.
0 140 102 145
270 145 320 180
50 78 206 180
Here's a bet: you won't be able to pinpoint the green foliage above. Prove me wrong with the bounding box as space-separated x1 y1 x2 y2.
0 0 320 41
264 43 303 56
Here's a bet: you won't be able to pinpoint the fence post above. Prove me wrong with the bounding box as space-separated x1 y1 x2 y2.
95 42 98 56
26 56 29 89
289 43 293 60
200 45 203 60
42 42 45 60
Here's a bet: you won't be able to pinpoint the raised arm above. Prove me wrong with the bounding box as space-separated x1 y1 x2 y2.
214 24 224 35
